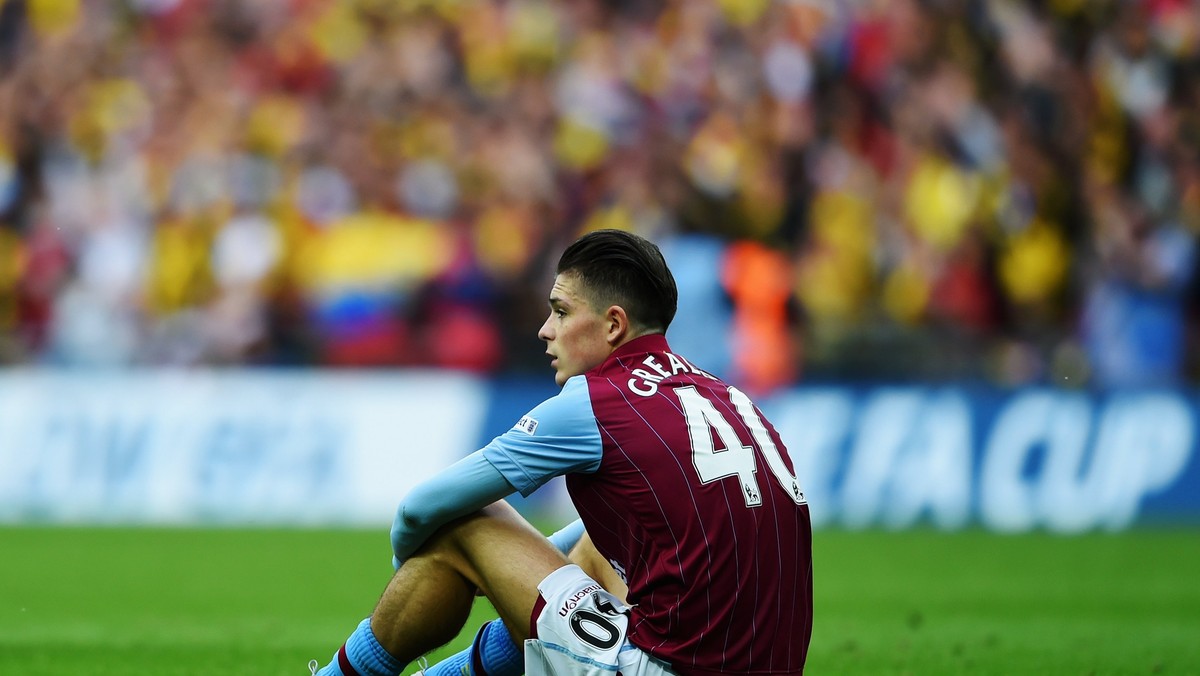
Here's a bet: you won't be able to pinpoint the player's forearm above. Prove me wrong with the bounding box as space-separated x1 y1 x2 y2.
390 452 514 568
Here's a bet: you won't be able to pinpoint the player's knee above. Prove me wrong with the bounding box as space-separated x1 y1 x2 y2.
431 501 526 552
411 522 466 565
477 500 522 523
409 507 513 569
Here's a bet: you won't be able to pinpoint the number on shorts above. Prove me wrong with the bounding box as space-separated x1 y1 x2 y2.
569 609 620 650
677 385 806 508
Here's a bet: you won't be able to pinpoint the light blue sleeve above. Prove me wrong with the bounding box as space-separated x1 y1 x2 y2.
390 452 515 569
482 375 603 497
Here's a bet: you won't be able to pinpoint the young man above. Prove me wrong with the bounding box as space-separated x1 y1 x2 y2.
312 229 813 676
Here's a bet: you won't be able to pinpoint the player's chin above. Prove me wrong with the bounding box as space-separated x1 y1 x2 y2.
552 365 573 386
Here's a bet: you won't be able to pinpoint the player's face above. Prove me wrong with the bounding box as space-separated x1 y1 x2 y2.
538 273 613 386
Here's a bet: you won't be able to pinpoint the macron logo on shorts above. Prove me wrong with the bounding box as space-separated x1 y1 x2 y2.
514 415 539 435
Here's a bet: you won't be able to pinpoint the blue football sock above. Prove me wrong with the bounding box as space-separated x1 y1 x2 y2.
314 617 404 676
425 619 522 676
423 522 582 676
422 643 470 676
424 523 583 676
331 524 580 676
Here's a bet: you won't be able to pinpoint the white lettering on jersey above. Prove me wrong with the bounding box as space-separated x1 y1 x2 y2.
608 558 628 584
628 379 657 397
666 352 690 375
643 355 672 378
558 583 604 617
627 352 719 397
679 354 719 380
628 368 664 397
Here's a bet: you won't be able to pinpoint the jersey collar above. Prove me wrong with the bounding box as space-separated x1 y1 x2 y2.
594 333 672 374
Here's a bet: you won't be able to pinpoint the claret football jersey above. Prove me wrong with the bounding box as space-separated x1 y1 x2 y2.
483 334 813 675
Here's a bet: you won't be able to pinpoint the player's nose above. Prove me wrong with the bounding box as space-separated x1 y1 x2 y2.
538 315 554 341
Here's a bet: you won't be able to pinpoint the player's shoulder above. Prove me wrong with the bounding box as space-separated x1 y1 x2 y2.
555 373 592 405
516 375 595 432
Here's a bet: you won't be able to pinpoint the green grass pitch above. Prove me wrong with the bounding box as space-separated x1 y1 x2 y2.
2 526 1197 675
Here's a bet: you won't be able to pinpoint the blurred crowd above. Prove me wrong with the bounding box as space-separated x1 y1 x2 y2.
0 0 1198 392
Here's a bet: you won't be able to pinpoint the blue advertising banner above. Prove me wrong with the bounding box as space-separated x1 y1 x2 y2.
0 370 486 525
1 370 1195 530
760 386 1198 531
482 381 1200 532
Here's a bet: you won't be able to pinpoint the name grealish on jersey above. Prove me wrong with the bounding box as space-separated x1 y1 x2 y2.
626 352 718 397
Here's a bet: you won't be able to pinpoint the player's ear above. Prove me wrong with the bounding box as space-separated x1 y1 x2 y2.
604 305 630 346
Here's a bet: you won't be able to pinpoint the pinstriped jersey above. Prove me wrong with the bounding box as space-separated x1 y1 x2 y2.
484 334 813 675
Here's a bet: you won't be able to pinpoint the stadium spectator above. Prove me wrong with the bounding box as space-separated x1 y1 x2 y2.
0 0 1196 389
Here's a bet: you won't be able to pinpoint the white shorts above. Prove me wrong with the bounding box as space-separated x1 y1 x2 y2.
524 565 674 676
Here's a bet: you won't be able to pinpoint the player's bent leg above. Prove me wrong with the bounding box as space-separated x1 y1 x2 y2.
421 520 589 676
313 501 570 676
370 501 570 663
367 543 479 665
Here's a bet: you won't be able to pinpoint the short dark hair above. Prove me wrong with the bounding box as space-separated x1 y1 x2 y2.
557 229 678 333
